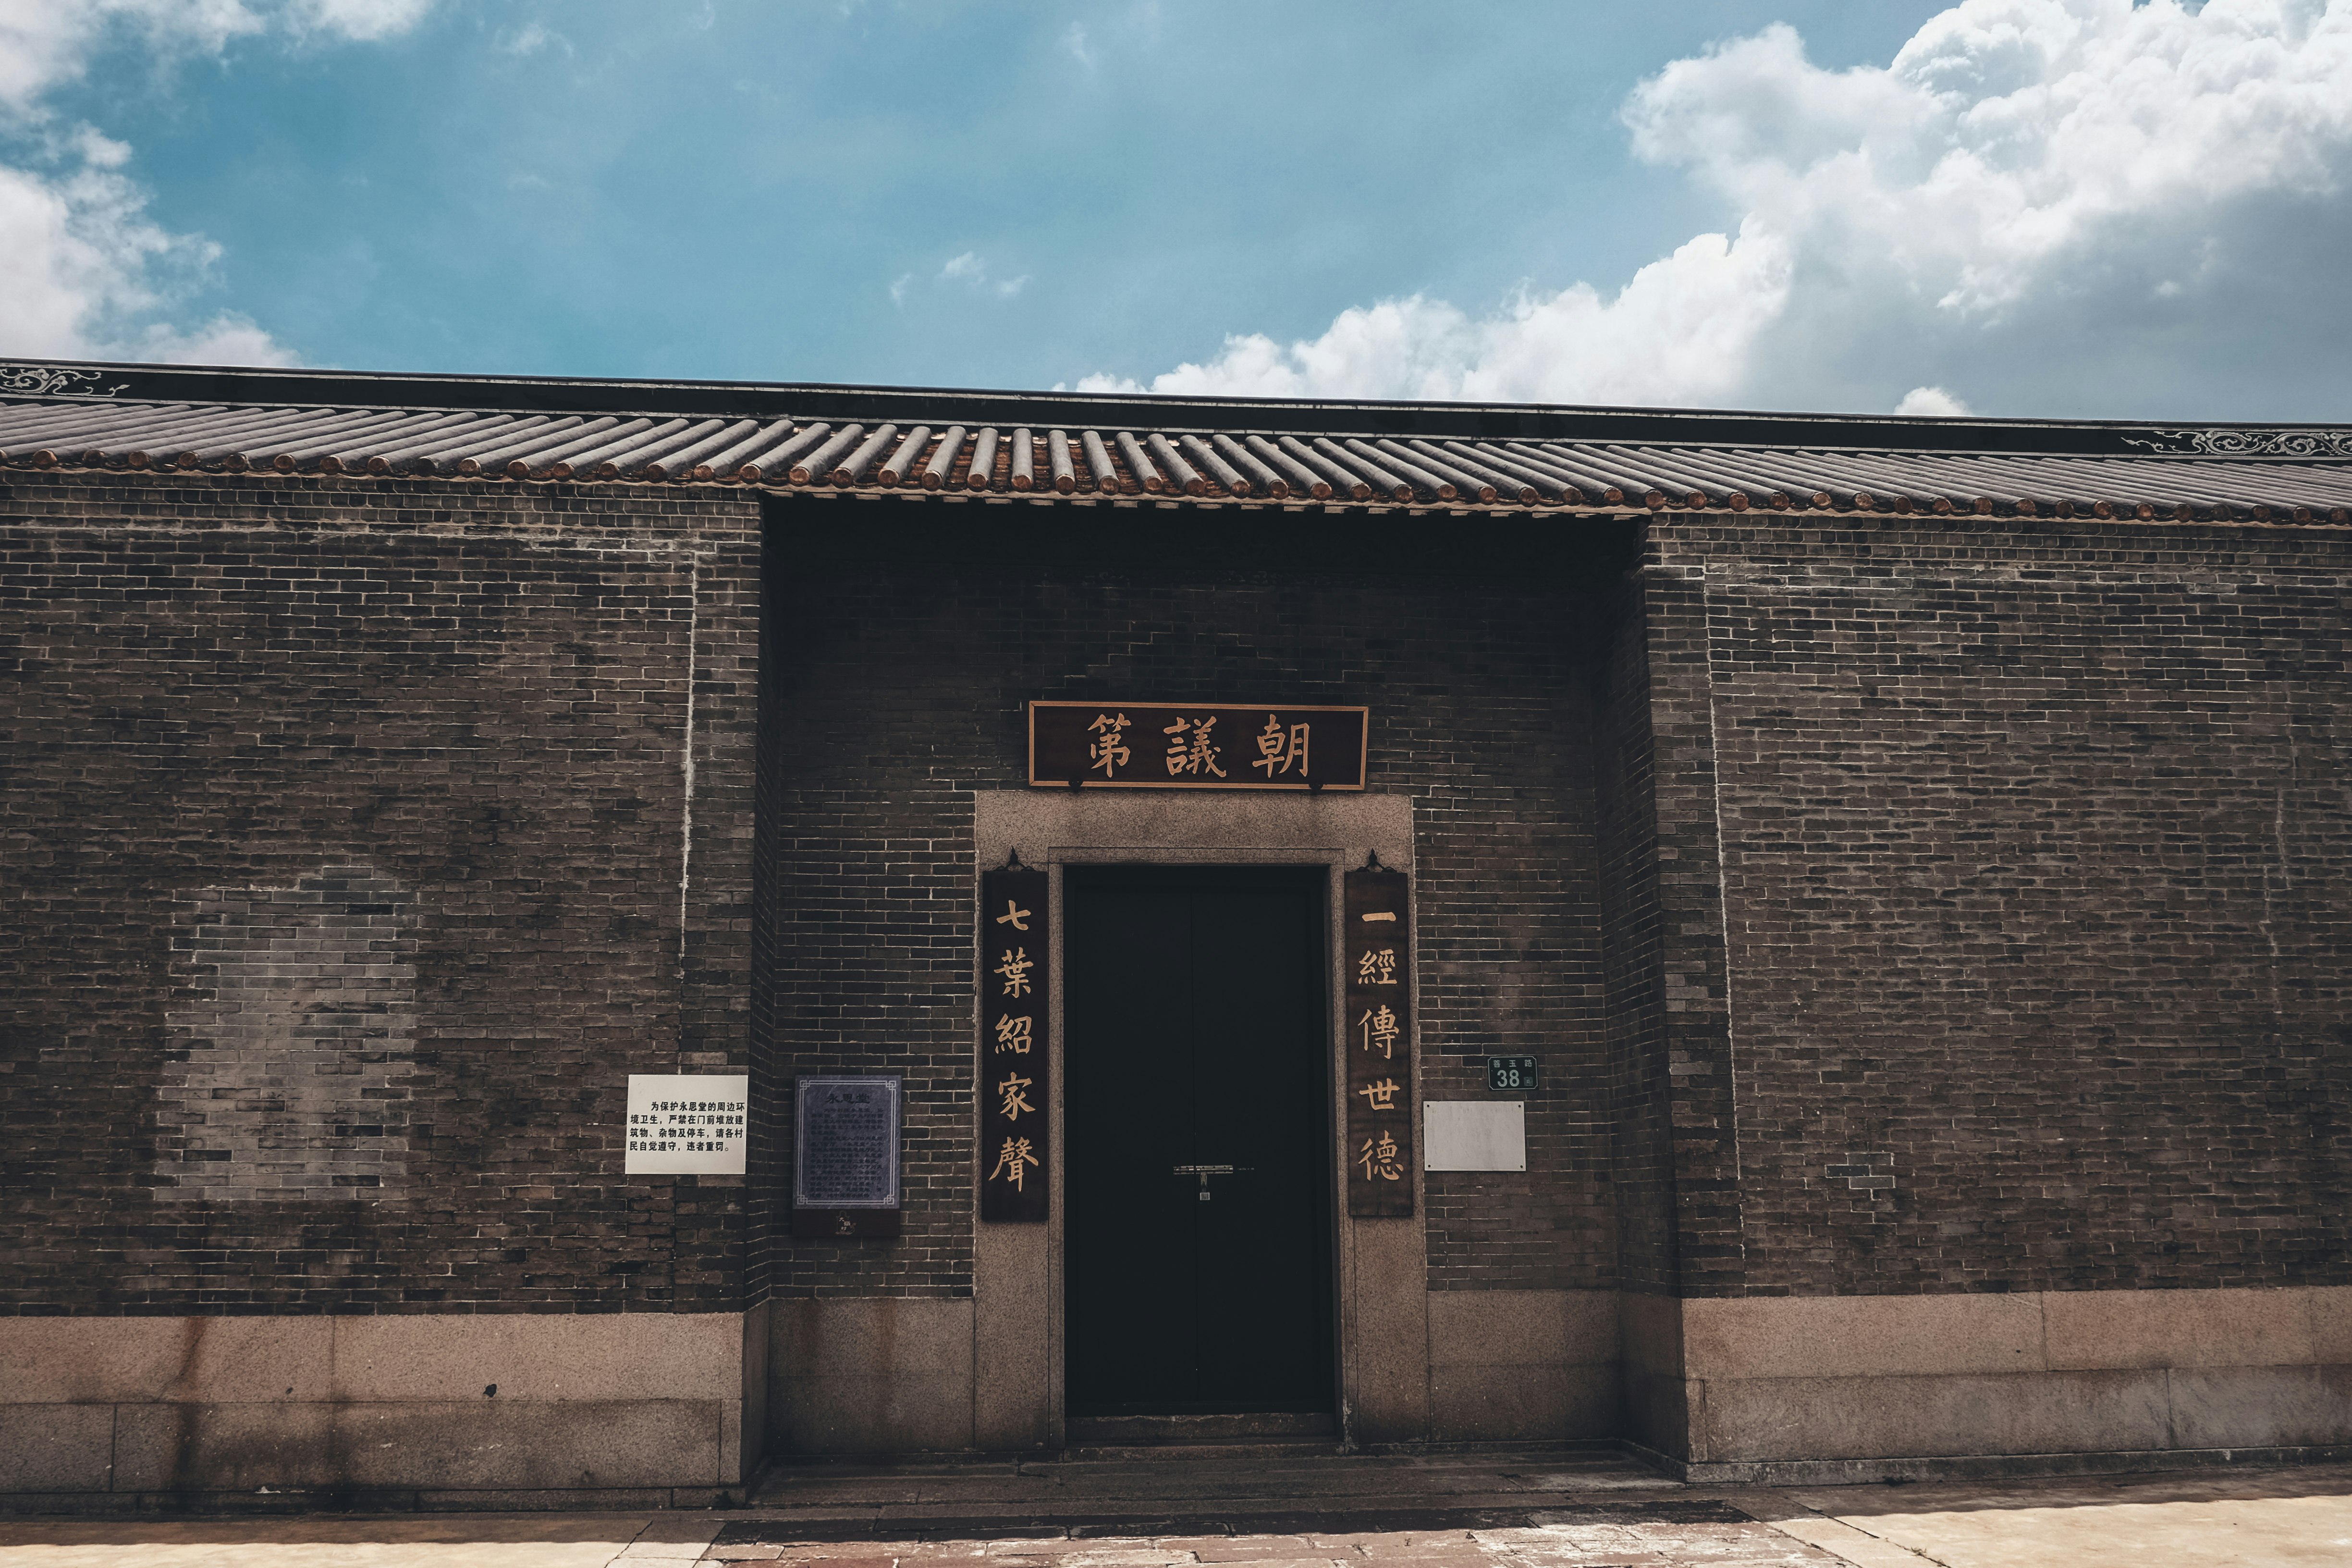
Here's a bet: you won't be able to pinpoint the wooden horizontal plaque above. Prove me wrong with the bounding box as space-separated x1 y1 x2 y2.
1029 702 1367 790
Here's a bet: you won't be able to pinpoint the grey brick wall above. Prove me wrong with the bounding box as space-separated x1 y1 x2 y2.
1595 569 1679 1297
1642 513 2352 1295
757 494 1627 1298
0 472 759 1314
9 465 2344 1324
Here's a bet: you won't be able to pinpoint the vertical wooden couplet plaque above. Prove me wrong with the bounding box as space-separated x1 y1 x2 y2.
1344 865 1413 1216
979 866 1050 1222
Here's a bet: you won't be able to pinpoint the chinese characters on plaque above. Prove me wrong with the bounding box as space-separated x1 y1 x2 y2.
624 1073 748 1175
979 866 1050 1222
1345 867 1413 1216
1029 703 1368 791
792 1075 902 1237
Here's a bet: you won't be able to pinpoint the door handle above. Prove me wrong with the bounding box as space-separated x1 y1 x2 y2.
1172 1164 1250 1201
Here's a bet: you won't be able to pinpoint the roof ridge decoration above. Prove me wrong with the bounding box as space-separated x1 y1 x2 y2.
2 365 129 398
2123 427 2352 459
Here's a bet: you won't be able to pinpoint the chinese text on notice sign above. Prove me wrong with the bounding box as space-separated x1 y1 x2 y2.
624 1073 748 1175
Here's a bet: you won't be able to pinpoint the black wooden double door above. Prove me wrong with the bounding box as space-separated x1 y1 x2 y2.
1065 866 1335 1416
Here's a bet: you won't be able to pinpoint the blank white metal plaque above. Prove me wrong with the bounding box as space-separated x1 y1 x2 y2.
1423 1100 1526 1172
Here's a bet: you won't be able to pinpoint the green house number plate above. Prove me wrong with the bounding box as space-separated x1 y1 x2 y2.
1487 1055 1540 1091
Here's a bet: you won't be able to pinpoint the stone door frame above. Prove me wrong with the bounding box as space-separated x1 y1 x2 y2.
970 790 1424 1450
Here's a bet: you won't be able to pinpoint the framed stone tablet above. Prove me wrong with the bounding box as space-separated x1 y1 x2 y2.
793 1075 903 1237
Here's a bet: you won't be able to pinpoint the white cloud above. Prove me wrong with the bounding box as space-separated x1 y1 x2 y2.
135 313 297 365
495 19 570 58
70 126 132 170
904 250 1029 304
292 0 435 41
0 0 434 366
0 156 157 357
1623 2 2352 318
1058 6 1163 78
0 146 298 363
1896 385 1973 416
0 0 426 114
0 0 265 117
1082 0 2352 415
1095 225 1789 406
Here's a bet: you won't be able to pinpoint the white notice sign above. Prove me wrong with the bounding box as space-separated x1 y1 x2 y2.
625 1073 749 1175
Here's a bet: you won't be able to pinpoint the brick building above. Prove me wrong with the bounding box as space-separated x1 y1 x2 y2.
1 357 2347 1507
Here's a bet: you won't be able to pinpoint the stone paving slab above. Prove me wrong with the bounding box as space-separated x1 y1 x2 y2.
1758 1467 2352 1566
746 1452 1678 1519
0 1512 671 1567
2 1458 2350 1566
700 1525 1839 1568
710 1502 1759 1546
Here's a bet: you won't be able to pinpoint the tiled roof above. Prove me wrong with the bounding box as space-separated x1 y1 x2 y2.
4 360 2349 523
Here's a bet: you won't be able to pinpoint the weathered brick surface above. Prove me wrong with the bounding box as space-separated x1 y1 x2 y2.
758 494 1625 1297
1643 514 2352 1295
156 865 423 1202
9 463 2345 1328
1594 572 1679 1296
0 472 759 1313
1636 561 1752 1296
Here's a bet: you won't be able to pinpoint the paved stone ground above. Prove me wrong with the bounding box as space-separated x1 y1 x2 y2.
1 1452 2348 1567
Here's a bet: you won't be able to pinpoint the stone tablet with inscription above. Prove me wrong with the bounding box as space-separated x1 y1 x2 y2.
794 1075 902 1236
625 1073 748 1175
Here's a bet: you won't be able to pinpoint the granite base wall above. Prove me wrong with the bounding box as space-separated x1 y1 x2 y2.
1625 1285 2352 1473
762 1288 1620 1454
11 1287 2338 1491
0 1309 766 1509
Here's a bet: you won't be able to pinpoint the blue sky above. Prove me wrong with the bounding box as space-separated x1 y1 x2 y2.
6 1 2352 419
